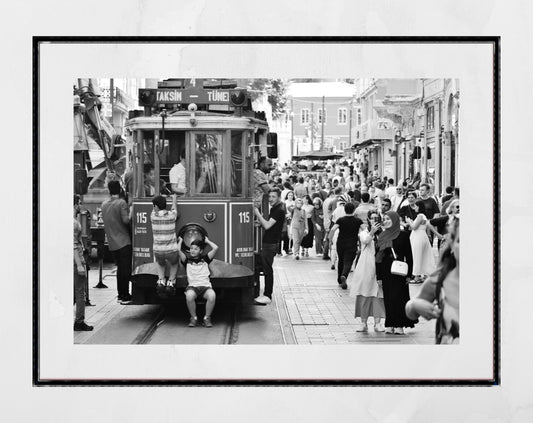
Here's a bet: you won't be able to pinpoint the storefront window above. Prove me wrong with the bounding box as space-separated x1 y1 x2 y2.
193 133 223 194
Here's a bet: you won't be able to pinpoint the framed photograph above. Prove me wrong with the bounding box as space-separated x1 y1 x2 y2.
34 37 499 385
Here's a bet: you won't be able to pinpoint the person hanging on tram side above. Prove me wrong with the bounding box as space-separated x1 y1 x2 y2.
176 236 219 328
151 194 180 296
253 187 285 305
253 156 273 209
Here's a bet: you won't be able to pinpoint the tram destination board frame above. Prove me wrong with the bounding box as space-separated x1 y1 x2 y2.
33 36 500 386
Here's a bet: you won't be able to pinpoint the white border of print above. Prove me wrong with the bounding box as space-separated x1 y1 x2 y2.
38 41 494 381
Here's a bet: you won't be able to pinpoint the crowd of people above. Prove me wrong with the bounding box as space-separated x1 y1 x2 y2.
75 155 460 342
254 158 460 342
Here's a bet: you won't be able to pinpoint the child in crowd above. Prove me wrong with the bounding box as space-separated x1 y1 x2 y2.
177 236 219 328
151 194 179 295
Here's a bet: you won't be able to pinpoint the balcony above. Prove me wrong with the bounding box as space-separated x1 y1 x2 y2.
356 119 394 143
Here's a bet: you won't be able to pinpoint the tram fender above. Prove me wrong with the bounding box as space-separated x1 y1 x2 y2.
131 259 254 288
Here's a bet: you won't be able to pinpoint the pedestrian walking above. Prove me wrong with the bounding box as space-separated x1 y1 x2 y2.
348 210 385 332
375 211 416 334
405 200 436 281
289 198 308 260
311 197 325 255
322 189 336 260
301 195 315 257
101 180 133 304
253 188 286 305
355 192 377 221
73 195 93 331
328 202 363 290
294 176 308 199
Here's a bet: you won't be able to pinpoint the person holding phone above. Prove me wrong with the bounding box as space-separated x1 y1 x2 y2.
349 210 385 332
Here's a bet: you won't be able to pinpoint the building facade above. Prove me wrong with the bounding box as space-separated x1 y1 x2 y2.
352 79 422 183
351 78 459 194
287 82 357 156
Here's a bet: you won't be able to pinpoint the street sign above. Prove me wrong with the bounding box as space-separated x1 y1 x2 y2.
139 88 236 106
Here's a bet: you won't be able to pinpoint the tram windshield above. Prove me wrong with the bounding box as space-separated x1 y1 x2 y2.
134 128 251 199
193 132 223 194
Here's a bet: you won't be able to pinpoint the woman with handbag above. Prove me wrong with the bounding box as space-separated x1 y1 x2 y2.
349 210 385 332
375 211 417 335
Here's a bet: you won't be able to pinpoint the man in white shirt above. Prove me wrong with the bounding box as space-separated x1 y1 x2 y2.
384 178 397 198
389 186 405 211
169 151 187 196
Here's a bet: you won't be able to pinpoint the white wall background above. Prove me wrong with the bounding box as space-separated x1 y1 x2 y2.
2 1 531 422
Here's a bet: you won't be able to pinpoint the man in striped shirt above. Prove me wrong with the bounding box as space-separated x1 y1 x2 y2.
151 194 179 294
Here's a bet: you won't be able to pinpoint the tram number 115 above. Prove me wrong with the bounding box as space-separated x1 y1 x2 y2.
238 211 250 224
136 212 147 223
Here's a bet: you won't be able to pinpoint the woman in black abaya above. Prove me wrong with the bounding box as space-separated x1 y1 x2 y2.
375 211 417 334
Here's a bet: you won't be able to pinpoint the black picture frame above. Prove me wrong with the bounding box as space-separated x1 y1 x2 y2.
33 36 500 386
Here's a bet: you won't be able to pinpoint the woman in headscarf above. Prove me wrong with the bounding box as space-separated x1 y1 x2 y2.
375 211 417 334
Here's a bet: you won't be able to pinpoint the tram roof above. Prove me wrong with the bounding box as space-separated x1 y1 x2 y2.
125 111 269 131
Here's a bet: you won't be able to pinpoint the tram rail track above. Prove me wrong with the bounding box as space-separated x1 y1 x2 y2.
135 302 241 345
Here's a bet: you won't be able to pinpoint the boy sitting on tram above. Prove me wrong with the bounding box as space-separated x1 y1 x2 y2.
176 236 219 328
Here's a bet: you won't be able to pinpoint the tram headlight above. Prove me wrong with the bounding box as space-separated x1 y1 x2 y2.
230 89 248 107
139 89 156 107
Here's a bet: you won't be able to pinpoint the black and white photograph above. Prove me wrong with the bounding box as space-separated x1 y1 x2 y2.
36 39 497 385
71 77 461 347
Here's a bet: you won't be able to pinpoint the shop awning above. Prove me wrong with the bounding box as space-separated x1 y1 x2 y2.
291 149 344 160
351 140 375 151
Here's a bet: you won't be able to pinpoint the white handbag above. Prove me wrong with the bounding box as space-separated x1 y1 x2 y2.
390 247 408 277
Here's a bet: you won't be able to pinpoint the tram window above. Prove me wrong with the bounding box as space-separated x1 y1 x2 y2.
231 131 244 197
159 131 186 183
143 138 154 165
194 133 223 194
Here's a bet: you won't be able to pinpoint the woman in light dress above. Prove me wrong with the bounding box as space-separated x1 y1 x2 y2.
289 197 308 260
406 200 436 279
283 191 296 254
349 210 385 332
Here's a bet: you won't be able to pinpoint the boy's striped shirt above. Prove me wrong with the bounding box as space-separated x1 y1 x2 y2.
151 209 178 253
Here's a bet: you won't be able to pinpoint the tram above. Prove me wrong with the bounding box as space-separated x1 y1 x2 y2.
125 79 276 304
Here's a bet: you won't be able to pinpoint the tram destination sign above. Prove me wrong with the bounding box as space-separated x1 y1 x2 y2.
139 88 236 106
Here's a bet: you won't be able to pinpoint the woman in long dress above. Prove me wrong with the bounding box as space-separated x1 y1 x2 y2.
282 191 296 255
406 200 436 279
349 210 385 332
289 198 308 260
375 211 417 334
300 195 315 257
